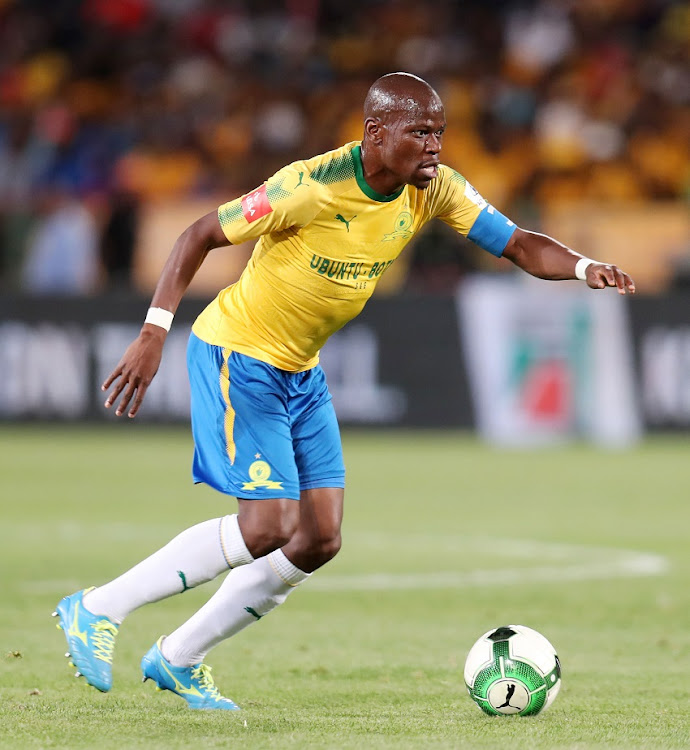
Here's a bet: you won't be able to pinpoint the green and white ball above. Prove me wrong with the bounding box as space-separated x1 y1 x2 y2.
464 625 561 716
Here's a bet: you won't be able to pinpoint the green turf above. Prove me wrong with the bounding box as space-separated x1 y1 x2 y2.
1 427 689 749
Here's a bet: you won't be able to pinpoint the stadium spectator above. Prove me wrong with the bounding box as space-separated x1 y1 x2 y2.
99 190 140 290
21 182 100 294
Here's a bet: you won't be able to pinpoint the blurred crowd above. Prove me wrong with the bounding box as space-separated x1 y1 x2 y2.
0 0 687 294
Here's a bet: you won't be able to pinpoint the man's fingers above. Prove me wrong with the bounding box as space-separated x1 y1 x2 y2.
105 374 151 417
602 265 617 288
593 269 606 288
104 376 128 409
114 381 137 417
607 267 636 295
127 384 149 418
589 264 635 294
101 335 163 416
612 267 627 294
101 366 123 392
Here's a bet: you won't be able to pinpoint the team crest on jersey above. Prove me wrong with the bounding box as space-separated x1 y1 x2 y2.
241 460 283 491
383 211 413 241
241 185 272 223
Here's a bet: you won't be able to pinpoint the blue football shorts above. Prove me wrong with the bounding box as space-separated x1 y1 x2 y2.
187 332 345 500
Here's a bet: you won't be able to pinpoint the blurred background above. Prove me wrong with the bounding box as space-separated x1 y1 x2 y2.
0 0 688 441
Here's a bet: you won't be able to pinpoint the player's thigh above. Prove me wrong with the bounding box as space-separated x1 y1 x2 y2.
290 366 345 492
237 497 300 554
297 486 344 540
187 334 300 499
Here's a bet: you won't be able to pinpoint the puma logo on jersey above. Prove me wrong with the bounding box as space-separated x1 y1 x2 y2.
335 214 357 232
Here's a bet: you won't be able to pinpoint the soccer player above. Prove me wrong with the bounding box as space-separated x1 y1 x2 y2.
53 72 635 710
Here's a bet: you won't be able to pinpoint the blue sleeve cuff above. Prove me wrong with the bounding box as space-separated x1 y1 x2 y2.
467 206 517 257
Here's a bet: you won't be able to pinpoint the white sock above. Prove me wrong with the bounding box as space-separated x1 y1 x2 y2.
82 515 253 623
161 549 309 666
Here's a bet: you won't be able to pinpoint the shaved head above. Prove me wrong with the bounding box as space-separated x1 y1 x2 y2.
363 72 443 123
360 72 446 194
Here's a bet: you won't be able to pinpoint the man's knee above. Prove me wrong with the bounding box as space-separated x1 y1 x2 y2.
247 523 295 557
238 499 300 558
293 528 342 569
316 530 342 563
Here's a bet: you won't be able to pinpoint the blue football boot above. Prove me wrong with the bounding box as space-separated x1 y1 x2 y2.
53 588 119 692
141 638 240 710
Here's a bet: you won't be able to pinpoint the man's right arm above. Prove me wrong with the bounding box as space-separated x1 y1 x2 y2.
102 210 230 418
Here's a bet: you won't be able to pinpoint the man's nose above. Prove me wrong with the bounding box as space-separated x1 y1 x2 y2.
426 134 441 153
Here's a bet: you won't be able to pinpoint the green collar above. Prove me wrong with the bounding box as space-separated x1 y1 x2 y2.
352 145 405 202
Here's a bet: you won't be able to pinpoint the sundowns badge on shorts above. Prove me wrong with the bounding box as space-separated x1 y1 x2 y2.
242 460 283 490
241 185 272 223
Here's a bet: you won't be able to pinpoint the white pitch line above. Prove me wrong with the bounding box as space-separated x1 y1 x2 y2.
307 549 668 592
2 520 183 542
9 526 670 595
22 551 667 595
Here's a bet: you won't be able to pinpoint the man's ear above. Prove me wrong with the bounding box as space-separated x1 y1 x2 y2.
363 117 384 145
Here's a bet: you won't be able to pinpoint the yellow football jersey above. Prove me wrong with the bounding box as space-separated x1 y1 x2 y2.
192 141 512 371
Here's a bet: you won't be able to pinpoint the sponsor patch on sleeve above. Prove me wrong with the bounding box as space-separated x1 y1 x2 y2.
463 181 488 210
241 184 272 223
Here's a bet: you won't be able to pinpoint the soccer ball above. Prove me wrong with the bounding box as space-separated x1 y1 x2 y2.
464 625 561 716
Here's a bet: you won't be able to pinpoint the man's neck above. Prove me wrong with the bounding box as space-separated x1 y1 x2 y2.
359 143 404 197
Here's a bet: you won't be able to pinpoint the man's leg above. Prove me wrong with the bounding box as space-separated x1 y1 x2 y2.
82 492 302 623
53 499 299 695
138 354 343 707
97 334 304 628
158 487 343 668
81 515 252 623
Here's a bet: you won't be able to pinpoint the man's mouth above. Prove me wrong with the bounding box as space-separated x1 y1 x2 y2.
418 163 439 179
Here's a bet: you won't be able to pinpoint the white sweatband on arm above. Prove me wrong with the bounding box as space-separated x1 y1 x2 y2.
575 258 595 281
144 307 174 331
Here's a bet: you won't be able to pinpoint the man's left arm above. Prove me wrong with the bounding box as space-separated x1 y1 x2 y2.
432 170 635 294
503 228 636 295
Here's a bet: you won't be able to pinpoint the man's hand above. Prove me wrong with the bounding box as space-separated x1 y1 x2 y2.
102 326 166 418
99 211 230 418
585 263 636 295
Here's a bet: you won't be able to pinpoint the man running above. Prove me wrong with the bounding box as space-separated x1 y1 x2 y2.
54 72 635 710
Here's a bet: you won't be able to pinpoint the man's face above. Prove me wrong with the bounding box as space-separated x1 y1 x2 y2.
379 103 446 189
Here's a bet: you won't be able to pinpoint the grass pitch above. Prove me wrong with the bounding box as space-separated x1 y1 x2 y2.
1 427 690 749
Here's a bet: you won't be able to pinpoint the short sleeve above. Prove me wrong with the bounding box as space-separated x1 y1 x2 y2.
431 167 516 257
217 162 324 245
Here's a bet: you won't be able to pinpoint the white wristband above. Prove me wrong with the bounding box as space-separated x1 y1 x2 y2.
575 258 595 281
145 307 174 331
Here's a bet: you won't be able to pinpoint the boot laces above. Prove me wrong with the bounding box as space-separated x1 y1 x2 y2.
91 621 118 664
191 664 223 701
